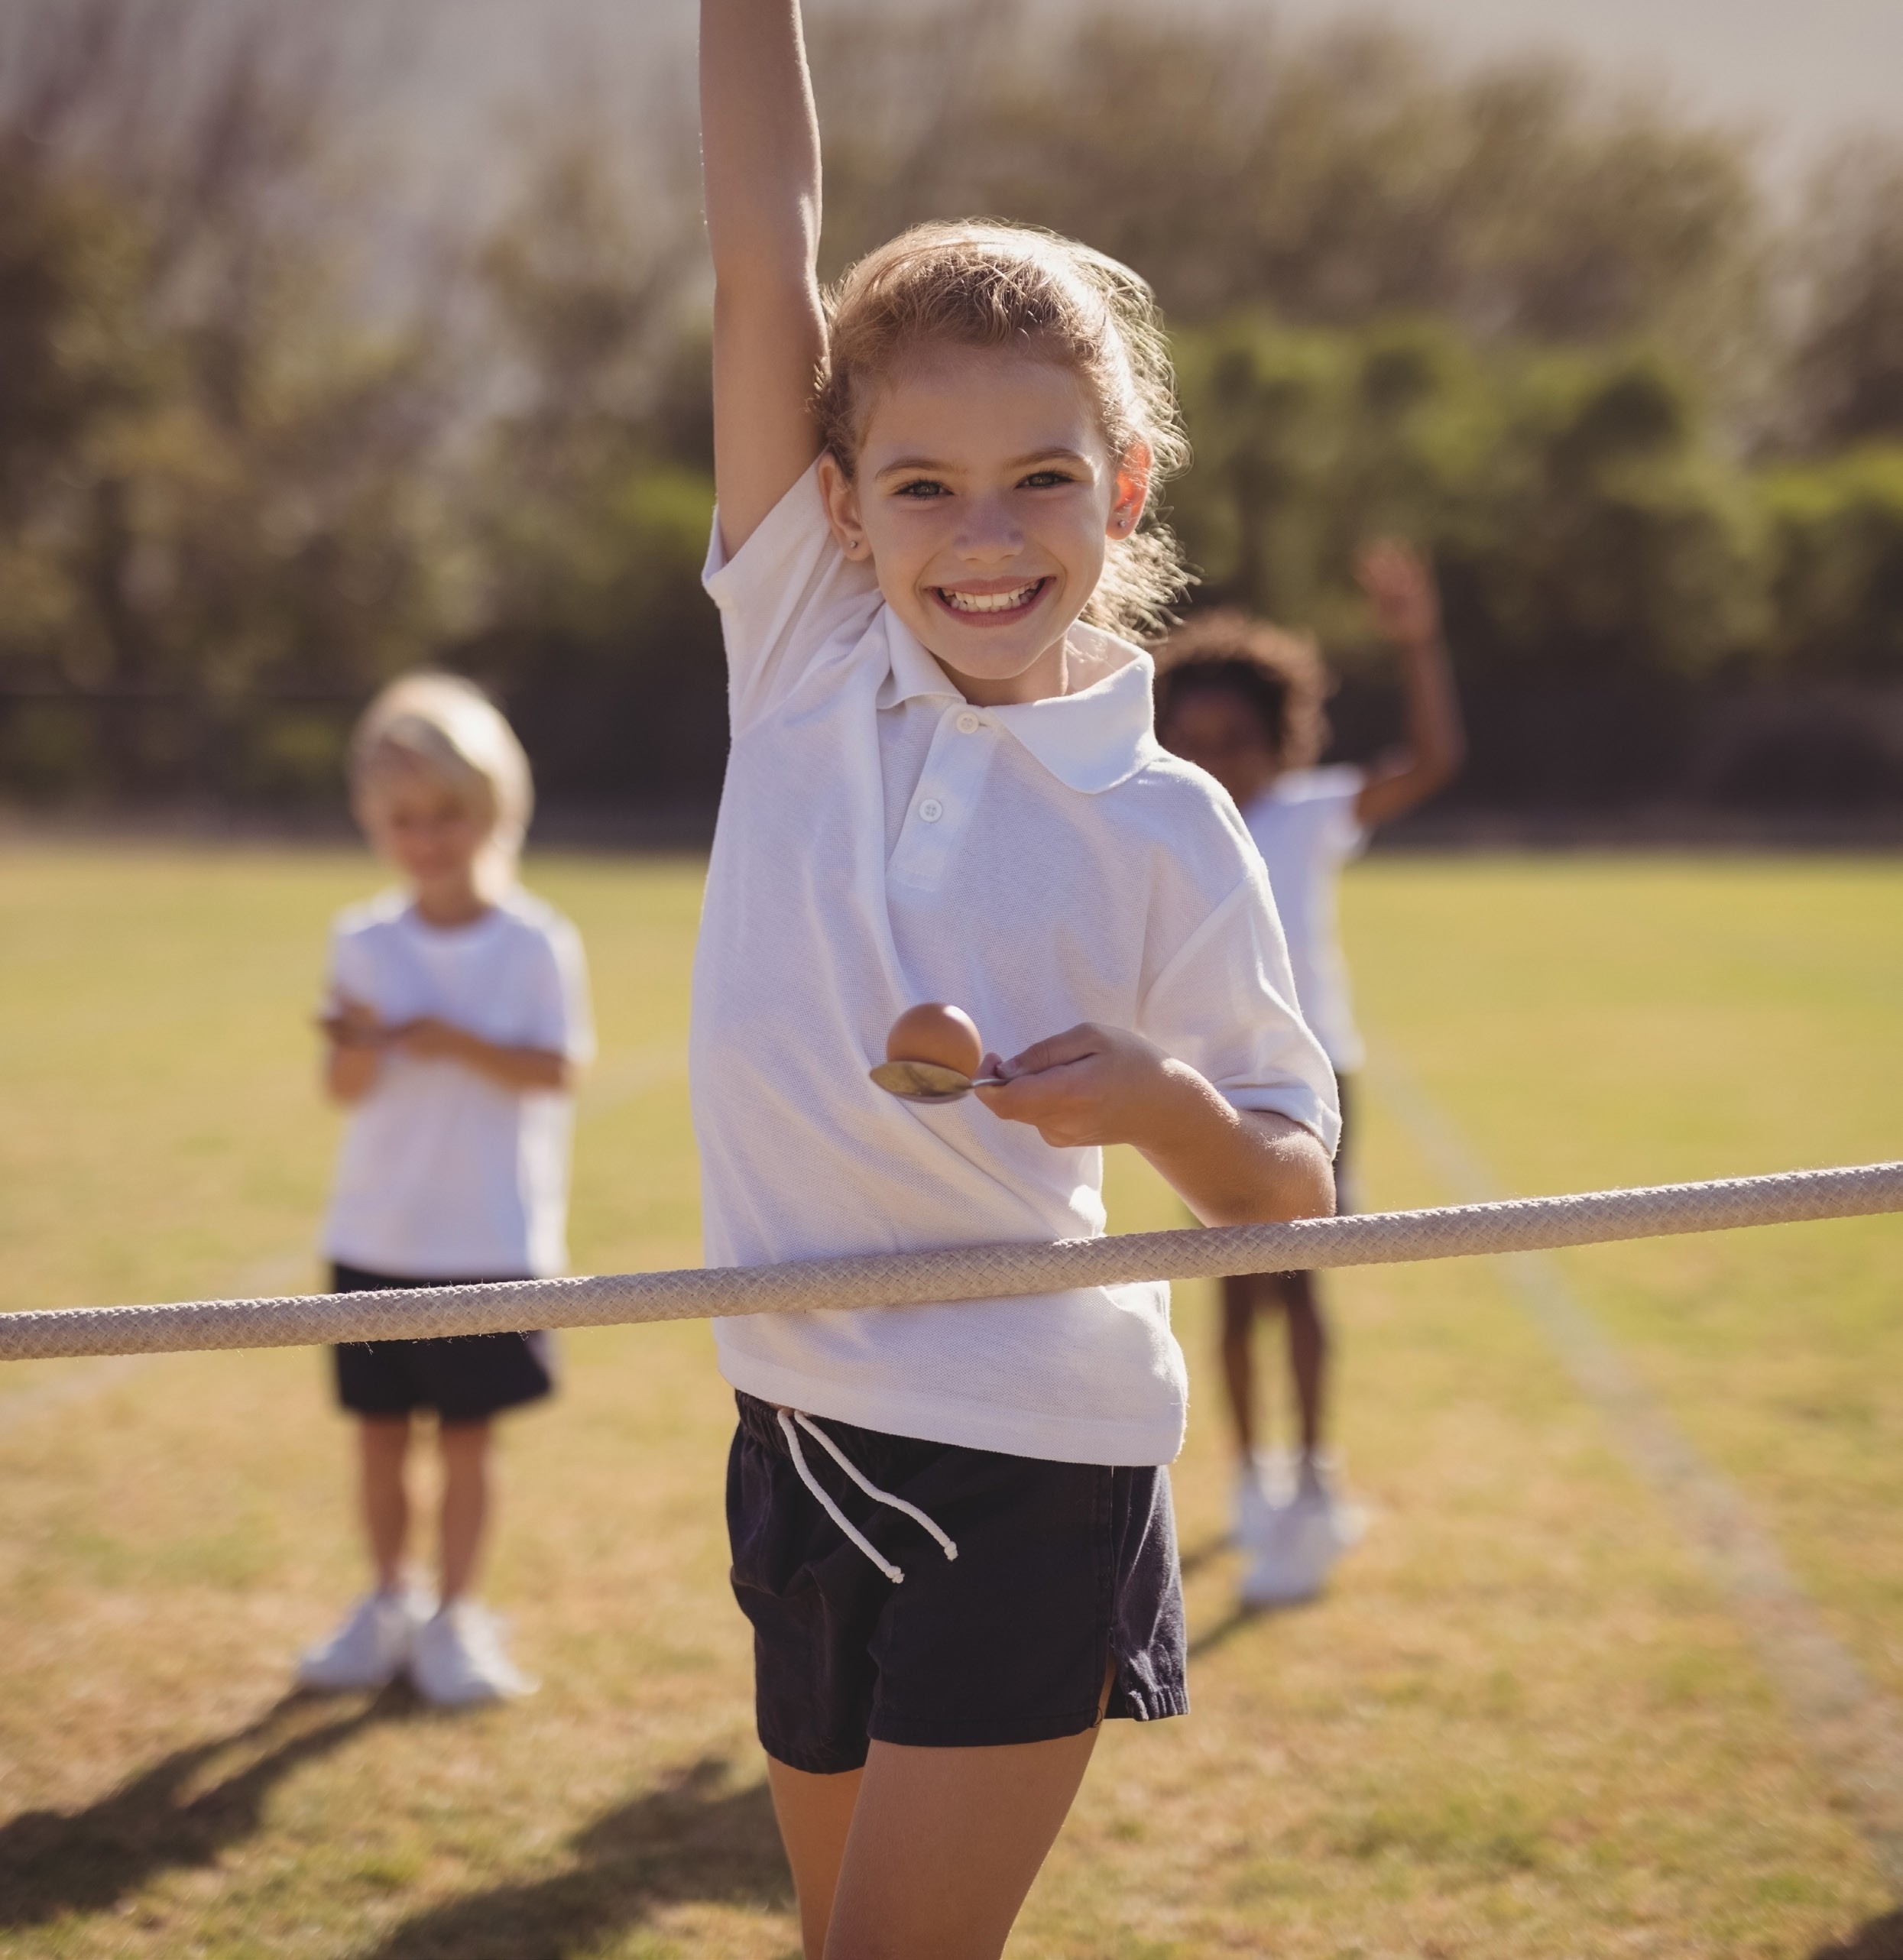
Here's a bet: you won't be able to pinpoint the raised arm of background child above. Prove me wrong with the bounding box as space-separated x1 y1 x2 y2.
1353 539 1467 829
702 0 826 555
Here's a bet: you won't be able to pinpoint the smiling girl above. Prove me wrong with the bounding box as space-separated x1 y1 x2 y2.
697 4 1339 1954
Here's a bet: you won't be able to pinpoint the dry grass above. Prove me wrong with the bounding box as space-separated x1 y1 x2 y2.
0 846 1897 1958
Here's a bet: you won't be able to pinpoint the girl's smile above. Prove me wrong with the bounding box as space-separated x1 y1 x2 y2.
931 575 1052 623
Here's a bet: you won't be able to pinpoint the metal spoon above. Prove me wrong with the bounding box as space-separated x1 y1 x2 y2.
868 1059 1009 1103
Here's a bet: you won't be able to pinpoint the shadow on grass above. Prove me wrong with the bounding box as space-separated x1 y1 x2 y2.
0 1686 411 1928
1815 1913 1903 1960
1188 1592 1315 1660
359 1755 789 1960
1188 1602 1259 1660
1176 1531 1230 1583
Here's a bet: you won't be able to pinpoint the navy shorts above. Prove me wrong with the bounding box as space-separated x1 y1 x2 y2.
328 1264 556 1425
727 1391 1187 1774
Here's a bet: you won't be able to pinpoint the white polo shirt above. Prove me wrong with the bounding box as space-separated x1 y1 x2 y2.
321 889 594 1280
695 462 1338 1466
1240 767 1370 1073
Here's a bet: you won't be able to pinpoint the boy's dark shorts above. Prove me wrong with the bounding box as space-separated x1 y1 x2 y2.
328 1263 556 1425
727 1390 1187 1774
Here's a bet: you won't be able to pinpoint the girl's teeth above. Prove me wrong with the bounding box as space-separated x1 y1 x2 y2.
942 582 1040 614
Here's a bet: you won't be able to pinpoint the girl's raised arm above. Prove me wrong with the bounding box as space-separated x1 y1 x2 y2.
702 0 827 555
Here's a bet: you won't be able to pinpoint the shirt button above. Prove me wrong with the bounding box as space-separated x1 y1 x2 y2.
955 711 981 734
918 798 945 824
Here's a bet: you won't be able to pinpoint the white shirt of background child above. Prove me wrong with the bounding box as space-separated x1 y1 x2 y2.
695 463 1339 1467
321 889 594 1280
1240 769 1369 1074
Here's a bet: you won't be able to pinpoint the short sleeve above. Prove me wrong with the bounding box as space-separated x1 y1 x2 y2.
1138 866 1342 1156
523 918 596 1067
1312 766 1370 867
703 462 883 734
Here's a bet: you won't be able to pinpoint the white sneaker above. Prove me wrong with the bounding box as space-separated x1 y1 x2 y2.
297 1587 431 1692
1231 1456 1288 1553
1240 1459 1365 1608
410 1601 537 1707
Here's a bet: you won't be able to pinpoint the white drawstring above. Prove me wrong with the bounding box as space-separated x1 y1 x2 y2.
776 1408 959 1586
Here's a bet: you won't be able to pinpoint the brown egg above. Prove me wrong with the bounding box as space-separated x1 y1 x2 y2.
885 1002 984 1078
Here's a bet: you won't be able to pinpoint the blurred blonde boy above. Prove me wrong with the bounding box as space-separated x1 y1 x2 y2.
298 673 592 1706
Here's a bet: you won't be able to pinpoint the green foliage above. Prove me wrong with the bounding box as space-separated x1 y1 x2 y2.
809 4 1768 381
1787 141 1903 449
1759 448 1903 679
451 138 722 802
0 38 455 802
1448 352 1766 681
0 0 1899 810
460 452 723 802
0 161 156 520
1175 318 1768 682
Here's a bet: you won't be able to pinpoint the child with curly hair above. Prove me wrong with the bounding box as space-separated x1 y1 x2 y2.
1154 546 1464 1607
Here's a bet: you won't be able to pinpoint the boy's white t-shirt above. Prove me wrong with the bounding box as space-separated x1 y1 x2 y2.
1240 769 1370 1074
695 463 1339 1467
321 889 595 1280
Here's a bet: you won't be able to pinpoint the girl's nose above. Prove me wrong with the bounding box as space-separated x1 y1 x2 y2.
955 497 1024 561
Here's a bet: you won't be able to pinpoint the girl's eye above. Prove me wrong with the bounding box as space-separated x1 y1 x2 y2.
1020 469 1075 489
893 478 947 498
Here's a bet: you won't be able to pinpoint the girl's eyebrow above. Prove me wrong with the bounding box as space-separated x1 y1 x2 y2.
1008 448 1094 471
872 446 1093 484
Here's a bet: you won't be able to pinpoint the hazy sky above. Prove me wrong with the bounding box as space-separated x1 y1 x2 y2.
1264 0 1903 172
361 0 1903 203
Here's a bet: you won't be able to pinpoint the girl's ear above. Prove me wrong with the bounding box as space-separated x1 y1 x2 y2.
1107 442 1152 539
817 452 871 559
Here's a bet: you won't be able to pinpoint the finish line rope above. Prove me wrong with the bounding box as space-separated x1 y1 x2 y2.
4 1161 1898 1365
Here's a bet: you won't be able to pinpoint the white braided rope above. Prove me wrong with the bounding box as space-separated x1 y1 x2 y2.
2 1161 1898 1364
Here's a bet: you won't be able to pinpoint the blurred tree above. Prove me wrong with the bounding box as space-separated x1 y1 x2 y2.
1451 352 1766 682
1172 319 1783 805
1759 448 1903 680
0 0 1897 814
1174 319 1763 679
1786 139 1903 450
452 131 725 805
0 0 453 799
1172 316 1499 643
808 2 1768 387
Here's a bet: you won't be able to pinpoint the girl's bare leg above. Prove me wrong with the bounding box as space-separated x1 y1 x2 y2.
437 1419 492 1603
359 1417 411 1590
822 1728 1102 1960
767 1759 865 1959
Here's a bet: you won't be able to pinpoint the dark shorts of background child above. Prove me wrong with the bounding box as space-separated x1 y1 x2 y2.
327 1263 556 1424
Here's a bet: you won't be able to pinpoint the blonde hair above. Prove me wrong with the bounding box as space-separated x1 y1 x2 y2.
348 672 533 896
817 220 1192 639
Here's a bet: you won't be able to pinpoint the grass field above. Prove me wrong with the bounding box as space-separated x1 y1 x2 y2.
0 844 1898 1959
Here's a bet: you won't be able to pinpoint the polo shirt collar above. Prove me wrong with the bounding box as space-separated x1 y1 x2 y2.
877 611 1159 795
